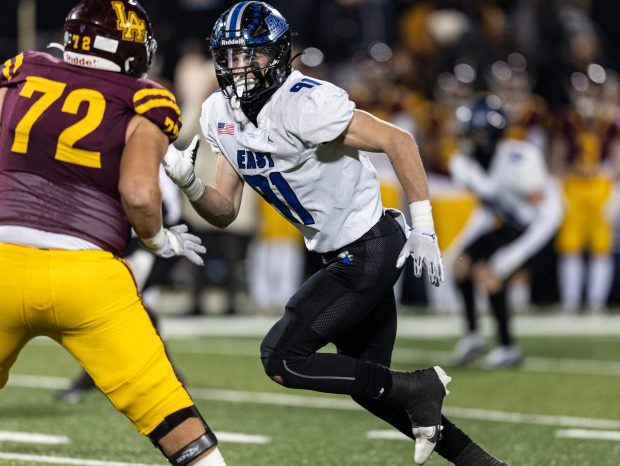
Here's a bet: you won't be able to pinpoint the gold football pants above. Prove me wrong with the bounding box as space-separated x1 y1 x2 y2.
556 175 613 255
0 243 193 435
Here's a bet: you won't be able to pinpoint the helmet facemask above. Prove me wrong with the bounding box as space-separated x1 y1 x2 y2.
212 37 291 114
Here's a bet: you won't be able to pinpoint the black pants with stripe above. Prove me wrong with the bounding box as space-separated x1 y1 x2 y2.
260 212 404 396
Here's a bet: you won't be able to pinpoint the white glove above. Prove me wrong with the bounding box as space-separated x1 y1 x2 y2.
140 224 206 266
163 135 205 202
396 200 444 287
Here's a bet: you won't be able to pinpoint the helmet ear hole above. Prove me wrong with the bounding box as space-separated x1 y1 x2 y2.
124 57 135 75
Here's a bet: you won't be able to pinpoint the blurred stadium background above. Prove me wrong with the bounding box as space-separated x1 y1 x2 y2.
5 0 620 315
1 1 620 465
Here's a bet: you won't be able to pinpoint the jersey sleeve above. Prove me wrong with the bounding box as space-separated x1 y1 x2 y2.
288 81 355 147
132 80 182 142
1 52 26 87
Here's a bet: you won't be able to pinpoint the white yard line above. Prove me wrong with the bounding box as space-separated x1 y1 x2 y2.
555 429 620 441
390 348 620 377
216 432 270 444
368 428 620 443
0 432 69 445
445 407 620 430
7 375 620 430
0 453 164 466
155 314 620 338
366 430 409 441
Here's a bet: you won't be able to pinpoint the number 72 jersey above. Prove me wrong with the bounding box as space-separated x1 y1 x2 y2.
200 70 384 253
0 51 182 254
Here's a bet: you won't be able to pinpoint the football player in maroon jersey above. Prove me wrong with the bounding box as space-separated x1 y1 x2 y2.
0 1 225 465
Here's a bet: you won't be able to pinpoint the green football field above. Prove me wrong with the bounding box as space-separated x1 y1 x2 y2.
1 316 619 466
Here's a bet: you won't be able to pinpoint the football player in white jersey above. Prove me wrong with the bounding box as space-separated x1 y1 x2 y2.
165 2 507 465
449 97 563 368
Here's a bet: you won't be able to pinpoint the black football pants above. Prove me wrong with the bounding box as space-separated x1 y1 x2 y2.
260 212 404 397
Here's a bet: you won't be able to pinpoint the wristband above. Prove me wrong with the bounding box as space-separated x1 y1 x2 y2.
409 200 435 230
183 175 205 202
140 227 166 250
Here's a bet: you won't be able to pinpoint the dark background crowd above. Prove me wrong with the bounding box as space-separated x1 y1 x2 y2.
4 0 620 314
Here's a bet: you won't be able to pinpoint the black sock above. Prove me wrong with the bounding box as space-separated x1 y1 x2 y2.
436 416 506 465
435 415 473 461
457 279 478 332
488 287 512 346
453 442 506 465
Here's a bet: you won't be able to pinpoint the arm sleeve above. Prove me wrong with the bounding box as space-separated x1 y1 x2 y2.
449 153 498 200
288 82 355 147
489 181 564 278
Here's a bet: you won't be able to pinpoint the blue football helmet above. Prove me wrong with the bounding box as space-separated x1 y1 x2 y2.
457 96 507 168
209 2 292 116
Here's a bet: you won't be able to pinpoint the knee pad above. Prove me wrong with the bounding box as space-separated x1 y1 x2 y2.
148 406 218 466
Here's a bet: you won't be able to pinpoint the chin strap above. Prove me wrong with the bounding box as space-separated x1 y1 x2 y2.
289 50 304 66
240 84 279 126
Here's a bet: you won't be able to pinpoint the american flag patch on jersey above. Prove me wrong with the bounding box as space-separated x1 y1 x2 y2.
217 122 235 135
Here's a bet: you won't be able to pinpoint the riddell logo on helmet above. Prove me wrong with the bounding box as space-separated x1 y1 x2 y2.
220 37 245 46
64 53 98 67
64 51 122 72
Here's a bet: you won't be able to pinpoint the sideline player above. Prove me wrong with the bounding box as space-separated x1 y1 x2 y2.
165 2 508 464
0 1 225 464
551 67 620 314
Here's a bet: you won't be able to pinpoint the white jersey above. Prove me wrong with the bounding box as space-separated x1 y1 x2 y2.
200 70 383 253
452 139 550 226
450 138 563 278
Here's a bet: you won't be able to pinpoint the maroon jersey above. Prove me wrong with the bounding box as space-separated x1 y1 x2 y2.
556 109 619 176
0 51 182 254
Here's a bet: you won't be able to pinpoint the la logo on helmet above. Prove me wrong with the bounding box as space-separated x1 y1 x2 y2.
111 1 146 43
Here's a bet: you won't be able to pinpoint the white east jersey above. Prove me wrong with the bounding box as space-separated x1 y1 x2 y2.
450 139 564 278
200 70 384 253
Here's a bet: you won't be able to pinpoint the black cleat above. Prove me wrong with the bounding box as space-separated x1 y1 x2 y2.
387 366 451 464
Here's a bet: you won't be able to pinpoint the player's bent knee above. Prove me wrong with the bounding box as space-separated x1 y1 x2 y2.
261 356 285 385
148 406 218 466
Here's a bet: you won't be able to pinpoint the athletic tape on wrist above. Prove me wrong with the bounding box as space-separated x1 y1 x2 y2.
409 200 435 230
184 177 205 202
